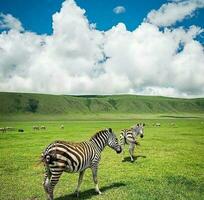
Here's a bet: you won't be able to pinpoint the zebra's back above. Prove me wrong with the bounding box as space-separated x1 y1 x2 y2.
42 140 95 173
120 129 136 145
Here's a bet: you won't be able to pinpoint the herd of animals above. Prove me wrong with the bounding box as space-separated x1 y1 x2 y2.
0 124 65 133
33 125 65 130
0 123 177 133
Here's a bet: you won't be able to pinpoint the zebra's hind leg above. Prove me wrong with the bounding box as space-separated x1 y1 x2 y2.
129 148 134 162
129 143 136 162
122 144 125 161
75 170 86 197
91 165 102 195
43 167 51 199
43 168 63 200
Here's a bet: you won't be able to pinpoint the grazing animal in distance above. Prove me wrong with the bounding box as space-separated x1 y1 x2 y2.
6 127 16 131
18 129 24 132
120 123 145 162
60 124 64 129
33 126 40 130
155 123 161 127
41 126 46 130
0 127 6 133
41 128 122 200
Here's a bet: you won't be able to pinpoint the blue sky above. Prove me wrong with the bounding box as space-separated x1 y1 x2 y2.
0 0 204 97
0 0 203 34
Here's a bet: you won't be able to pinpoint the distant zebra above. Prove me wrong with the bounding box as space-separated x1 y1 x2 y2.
41 128 122 200
155 123 160 127
41 126 46 130
120 123 145 162
6 127 16 131
33 126 40 130
0 128 6 133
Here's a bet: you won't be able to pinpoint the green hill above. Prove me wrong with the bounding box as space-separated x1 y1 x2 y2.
0 92 204 115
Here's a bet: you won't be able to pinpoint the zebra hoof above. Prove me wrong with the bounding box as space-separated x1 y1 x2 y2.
75 190 79 198
47 194 53 200
96 190 102 195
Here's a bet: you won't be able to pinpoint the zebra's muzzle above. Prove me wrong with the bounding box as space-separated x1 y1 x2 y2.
116 146 122 154
140 134 144 138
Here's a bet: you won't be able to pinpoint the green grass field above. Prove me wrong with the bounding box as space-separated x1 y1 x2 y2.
0 117 204 200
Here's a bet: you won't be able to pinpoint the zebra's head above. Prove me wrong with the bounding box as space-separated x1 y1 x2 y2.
133 123 145 138
107 128 122 154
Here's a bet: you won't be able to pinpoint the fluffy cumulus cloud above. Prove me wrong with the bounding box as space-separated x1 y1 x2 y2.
113 6 126 14
0 0 204 97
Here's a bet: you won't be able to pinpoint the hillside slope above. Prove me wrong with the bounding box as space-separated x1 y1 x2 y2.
0 92 204 114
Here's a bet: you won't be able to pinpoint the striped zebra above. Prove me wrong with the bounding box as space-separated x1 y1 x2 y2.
41 128 122 200
120 123 145 162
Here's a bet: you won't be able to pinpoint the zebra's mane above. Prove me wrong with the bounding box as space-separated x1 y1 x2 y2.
52 129 111 145
90 129 109 141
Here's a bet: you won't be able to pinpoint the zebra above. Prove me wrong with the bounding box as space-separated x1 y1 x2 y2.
33 126 40 130
120 123 145 162
41 128 122 200
0 127 6 133
41 126 46 130
155 123 161 127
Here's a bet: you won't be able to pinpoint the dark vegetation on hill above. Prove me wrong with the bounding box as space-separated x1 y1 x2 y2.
0 92 204 114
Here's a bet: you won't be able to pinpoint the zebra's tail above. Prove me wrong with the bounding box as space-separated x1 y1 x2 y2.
42 151 56 164
36 153 45 166
37 151 55 166
38 142 58 166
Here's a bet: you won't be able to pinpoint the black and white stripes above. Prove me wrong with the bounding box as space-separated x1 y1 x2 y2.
120 123 145 162
41 128 122 200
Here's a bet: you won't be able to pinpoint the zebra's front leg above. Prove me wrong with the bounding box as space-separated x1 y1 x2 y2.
75 170 86 197
91 165 102 195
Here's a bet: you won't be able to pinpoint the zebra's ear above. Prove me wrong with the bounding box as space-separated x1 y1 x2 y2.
137 123 139 127
108 128 112 133
143 123 145 126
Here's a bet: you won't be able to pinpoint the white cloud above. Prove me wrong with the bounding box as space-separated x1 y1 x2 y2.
146 0 204 27
0 13 24 31
113 6 126 14
0 0 204 97
103 22 204 97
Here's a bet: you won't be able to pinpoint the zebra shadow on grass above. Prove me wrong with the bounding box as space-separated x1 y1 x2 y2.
122 155 146 163
55 182 126 200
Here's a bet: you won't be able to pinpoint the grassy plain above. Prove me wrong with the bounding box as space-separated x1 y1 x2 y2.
0 117 204 200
